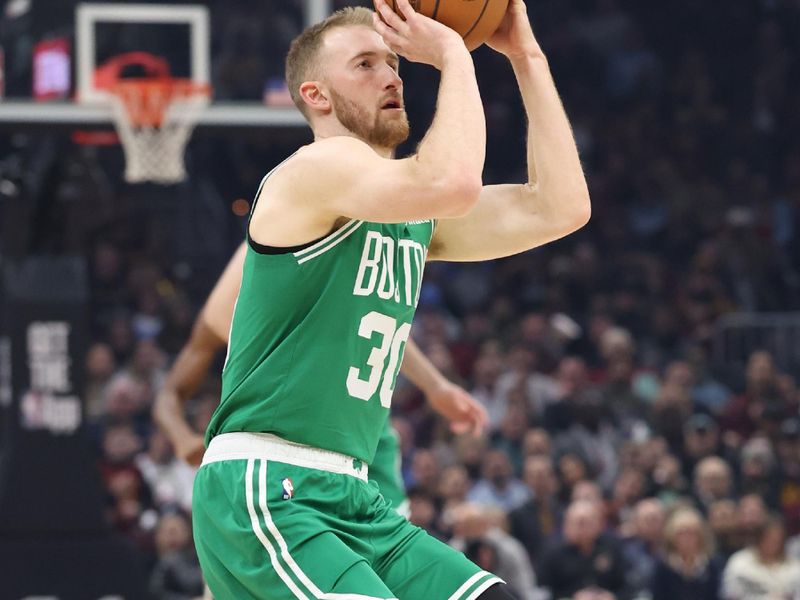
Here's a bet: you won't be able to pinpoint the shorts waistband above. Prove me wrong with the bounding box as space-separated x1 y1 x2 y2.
202 432 369 482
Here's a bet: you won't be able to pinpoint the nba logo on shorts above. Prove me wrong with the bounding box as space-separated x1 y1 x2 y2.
281 478 294 500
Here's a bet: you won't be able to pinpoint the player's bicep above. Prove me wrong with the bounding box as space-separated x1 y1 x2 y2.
428 183 577 262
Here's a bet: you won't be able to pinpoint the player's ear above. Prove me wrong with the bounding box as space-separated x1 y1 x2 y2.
299 81 331 114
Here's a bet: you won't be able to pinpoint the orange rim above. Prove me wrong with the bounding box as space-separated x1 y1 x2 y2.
109 78 211 127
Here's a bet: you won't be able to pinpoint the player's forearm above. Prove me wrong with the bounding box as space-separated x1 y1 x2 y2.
399 338 448 396
512 53 590 227
153 322 222 442
154 388 198 444
415 47 486 204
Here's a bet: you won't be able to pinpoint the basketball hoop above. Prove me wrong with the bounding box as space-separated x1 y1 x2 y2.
108 78 210 184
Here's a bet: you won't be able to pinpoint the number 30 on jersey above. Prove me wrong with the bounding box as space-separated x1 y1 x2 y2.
346 311 411 408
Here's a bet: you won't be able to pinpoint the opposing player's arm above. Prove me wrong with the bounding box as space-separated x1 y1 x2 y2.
153 318 224 465
400 339 488 435
428 0 590 262
199 242 246 341
153 243 246 465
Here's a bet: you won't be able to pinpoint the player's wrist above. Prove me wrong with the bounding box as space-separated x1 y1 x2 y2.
506 45 547 65
437 40 473 70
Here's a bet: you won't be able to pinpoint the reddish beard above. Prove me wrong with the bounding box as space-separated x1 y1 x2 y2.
329 88 409 149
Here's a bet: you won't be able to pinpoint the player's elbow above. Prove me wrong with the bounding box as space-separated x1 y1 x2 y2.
546 182 591 234
571 193 592 230
436 173 482 217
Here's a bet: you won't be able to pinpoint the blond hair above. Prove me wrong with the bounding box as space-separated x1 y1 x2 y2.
663 507 715 558
285 7 374 119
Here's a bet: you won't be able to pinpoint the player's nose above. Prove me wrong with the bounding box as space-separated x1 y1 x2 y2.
382 65 402 90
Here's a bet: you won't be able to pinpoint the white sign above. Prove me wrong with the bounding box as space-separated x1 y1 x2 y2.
23 321 81 434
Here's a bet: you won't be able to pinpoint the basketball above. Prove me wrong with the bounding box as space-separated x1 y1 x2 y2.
392 0 510 51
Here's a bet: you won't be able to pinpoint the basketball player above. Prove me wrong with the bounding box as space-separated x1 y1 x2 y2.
153 241 488 516
193 0 590 598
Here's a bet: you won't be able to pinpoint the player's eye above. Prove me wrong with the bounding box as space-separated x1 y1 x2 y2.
358 60 372 69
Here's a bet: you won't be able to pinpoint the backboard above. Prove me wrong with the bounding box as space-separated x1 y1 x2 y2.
0 0 336 129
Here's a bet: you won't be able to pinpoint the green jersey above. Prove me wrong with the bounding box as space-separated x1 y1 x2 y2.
206 165 434 463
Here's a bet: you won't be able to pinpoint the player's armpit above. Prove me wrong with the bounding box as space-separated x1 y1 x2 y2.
427 182 590 262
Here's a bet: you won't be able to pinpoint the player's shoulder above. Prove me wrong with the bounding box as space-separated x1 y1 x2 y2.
293 136 377 166
273 137 377 190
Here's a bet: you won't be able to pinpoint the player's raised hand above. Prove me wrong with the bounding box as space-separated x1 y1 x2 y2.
486 0 542 61
373 0 467 69
426 381 488 436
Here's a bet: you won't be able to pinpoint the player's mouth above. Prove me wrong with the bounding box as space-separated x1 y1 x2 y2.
380 98 404 111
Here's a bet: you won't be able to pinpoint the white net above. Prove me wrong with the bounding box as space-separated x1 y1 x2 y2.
108 82 210 184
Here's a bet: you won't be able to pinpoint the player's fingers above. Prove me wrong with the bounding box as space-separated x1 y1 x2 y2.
451 421 471 435
470 405 488 436
374 0 410 34
373 14 407 51
395 0 418 21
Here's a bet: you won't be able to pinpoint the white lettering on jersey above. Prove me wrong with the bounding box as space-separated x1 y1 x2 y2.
353 232 427 306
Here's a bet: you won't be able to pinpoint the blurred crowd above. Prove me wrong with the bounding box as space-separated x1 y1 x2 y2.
4 0 800 599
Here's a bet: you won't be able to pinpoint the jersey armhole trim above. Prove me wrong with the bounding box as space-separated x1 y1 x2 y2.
293 219 364 264
248 151 321 255
248 235 327 255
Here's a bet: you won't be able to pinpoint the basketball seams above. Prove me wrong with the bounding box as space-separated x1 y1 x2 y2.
431 0 442 20
462 0 493 43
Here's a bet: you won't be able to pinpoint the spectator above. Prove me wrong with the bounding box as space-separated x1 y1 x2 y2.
102 373 151 429
693 457 734 513
452 433 488 481
85 342 118 420
708 499 742 560
539 500 629 599
448 503 538 600
407 448 441 497
737 438 778 507
652 453 690 505
555 386 621 491
777 419 800 537
722 517 800 600
149 511 204 600
737 494 770 548
557 451 593 504
607 467 646 528
407 487 445 539
572 480 605 509
522 427 553 459
682 414 722 476
468 449 530 511
722 351 783 441
543 357 594 435
438 464 472 511
469 344 507 430
509 455 564 568
136 429 195 512
651 507 723 600
651 383 694 453
686 348 732 415
491 402 529 475
622 498 665 597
